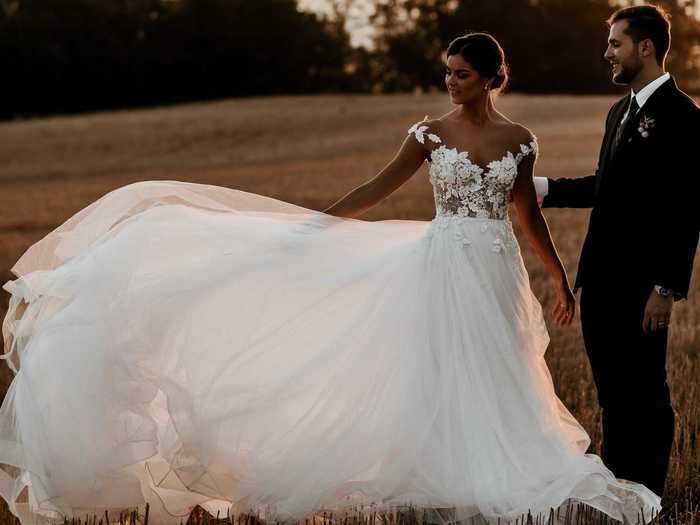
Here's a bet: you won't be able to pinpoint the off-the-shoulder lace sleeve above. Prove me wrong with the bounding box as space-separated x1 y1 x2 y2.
515 136 538 164
407 119 442 145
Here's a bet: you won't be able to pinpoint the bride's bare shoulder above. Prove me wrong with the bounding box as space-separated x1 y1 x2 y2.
406 115 446 147
408 111 462 140
503 121 537 148
408 115 444 131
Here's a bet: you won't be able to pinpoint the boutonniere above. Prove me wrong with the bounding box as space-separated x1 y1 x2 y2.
637 115 655 138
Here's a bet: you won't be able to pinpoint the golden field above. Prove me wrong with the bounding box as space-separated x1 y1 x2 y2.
0 93 698 524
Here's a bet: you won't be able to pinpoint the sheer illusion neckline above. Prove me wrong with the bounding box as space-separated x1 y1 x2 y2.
429 142 537 173
406 120 538 172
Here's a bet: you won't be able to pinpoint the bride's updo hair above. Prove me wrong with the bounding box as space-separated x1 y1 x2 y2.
446 32 510 94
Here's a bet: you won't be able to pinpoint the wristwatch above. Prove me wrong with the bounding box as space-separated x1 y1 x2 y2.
654 285 674 298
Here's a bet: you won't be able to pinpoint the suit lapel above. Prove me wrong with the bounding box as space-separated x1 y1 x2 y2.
595 97 629 194
611 76 676 158
597 76 677 195
602 97 629 165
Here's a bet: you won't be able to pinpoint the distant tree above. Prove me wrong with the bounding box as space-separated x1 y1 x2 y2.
0 0 353 119
365 0 700 94
652 0 700 89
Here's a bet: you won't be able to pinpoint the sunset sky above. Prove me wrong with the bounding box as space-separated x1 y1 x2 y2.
297 0 376 48
298 0 700 49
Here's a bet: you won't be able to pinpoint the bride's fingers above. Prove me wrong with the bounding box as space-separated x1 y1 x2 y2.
554 302 566 325
562 303 572 325
555 300 574 326
556 312 566 326
552 302 563 321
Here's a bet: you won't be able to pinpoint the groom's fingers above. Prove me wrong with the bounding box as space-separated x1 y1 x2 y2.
648 314 666 332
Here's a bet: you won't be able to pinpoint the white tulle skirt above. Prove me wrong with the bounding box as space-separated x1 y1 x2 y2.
0 181 660 525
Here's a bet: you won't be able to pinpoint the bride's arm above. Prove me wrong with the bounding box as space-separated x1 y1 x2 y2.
511 154 576 327
322 131 429 218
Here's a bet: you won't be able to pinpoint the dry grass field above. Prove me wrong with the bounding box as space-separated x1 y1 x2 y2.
0 93 698 524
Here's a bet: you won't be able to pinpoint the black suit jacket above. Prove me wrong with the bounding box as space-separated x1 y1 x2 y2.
542 76 700 299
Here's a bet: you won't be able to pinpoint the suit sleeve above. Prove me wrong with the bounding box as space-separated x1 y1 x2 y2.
652 108 700 300
541 175 597 208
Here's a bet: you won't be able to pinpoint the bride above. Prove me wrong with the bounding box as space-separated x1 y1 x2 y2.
0 32 661 525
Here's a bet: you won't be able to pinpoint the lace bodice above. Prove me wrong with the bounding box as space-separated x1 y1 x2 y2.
408 120 538 221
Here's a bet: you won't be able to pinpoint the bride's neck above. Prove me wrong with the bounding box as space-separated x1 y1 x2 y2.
456 95 495 126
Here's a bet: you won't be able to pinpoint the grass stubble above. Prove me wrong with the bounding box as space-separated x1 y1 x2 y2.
0 93 697 525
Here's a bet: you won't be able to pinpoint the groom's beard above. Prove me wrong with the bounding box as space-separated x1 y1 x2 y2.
613 58 643 85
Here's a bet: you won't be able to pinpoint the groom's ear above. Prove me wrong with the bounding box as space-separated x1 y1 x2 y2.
638 38 656 60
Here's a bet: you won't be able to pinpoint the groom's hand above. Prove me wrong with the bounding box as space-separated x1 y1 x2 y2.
642 290 673 333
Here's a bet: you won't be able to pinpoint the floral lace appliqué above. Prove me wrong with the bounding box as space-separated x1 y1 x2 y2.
407 121 538 221
408 121 442 145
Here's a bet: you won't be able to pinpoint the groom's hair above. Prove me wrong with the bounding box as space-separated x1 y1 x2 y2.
607 4 671 66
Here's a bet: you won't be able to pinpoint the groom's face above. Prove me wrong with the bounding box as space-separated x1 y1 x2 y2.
604 20 643 85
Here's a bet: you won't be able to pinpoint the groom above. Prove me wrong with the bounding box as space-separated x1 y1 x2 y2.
534 4 699 497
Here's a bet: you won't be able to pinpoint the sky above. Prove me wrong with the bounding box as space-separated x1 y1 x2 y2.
297 0 376 48
299 0 700 49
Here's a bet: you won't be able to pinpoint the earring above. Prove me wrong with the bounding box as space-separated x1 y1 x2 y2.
483 84 489 91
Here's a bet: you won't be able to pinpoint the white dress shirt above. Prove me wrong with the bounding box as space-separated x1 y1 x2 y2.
619 71 670 125
534 72 671 200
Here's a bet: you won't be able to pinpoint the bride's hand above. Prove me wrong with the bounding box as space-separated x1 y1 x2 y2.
297 212 341 234
551 277 576 327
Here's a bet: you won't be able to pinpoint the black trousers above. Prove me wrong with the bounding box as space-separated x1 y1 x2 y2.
579 282 675 497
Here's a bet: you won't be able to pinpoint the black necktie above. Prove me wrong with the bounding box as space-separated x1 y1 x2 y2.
612 96 639 153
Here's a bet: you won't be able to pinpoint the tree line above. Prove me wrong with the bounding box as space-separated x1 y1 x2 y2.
1 0 698 119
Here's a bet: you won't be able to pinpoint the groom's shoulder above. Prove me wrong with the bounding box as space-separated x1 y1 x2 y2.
608 94 629 114
665 86 700 132
669 87 700 114
602 95 629 126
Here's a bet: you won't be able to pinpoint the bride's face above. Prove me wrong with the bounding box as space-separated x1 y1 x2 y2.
445 54 489 105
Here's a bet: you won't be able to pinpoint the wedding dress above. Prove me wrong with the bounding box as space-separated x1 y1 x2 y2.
0 120 661 525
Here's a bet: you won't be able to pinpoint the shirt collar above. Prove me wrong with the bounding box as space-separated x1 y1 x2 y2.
630 72 671 109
